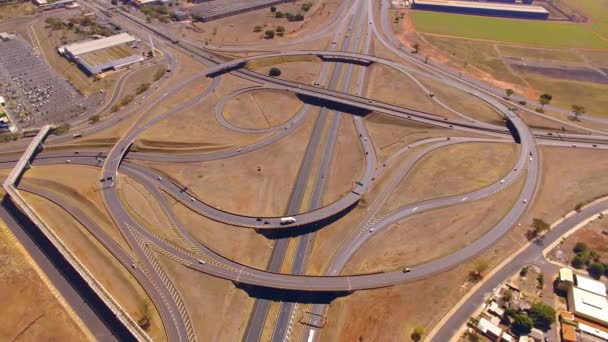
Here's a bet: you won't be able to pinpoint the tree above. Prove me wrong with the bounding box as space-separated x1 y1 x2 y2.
532 218 550 236
571 104 585 121
412 42 420 53
264 29 275 39
512 313 534 335
253 25 263 32
589 262 606 279
529 302 556 331
572 254 586 269
275 11 284 18
269 67 281 77
89 114 100 124
505 88 514 98
520 266 529 277
538 93 552 112
276 25 285 36
574 242 588 254
270 6 277 12
410 325 425 342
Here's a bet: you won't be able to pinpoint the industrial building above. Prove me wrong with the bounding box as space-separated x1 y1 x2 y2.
58 33 145 76
558 268 608 341
186 0 295 22
411 0 549 19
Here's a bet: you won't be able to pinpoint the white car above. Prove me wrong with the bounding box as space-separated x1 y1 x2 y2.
500 179 505 184
198 259 206 265
369 228 375 232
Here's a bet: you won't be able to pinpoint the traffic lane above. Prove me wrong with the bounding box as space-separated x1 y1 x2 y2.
431 199 608 342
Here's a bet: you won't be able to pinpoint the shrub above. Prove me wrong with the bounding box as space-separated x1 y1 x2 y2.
270 6 277 12
572 254 586 269
135 83 150 95
589 262 606 279
89 114 100 124
52 123 71 135
269 67 281 77
275 11 284 18
301 2 313 11
253 25 263 32
264 29 275 39
520 266 528 277
574 242 588 254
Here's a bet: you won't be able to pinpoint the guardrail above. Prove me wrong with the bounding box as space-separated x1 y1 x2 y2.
2 126 150 342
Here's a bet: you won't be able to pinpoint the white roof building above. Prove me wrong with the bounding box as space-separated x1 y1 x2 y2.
62 33 137 57
478 317 502 338
0 96 5 106
577 275 607 296
565 271 608 326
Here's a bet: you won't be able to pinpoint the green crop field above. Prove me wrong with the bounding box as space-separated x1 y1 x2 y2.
410 11 608 49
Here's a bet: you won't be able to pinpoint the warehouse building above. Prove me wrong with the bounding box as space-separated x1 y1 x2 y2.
58 33 145 76
186 0 295 22
411 0 549 19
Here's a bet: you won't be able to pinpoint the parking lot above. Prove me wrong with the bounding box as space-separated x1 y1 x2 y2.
0 36 89 128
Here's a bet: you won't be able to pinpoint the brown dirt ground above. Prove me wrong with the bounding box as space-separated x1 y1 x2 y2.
305 144 428 276
222 89 304 130
118 174 191 251
417 75 506 125
256 59 323 85
363 113 452 163
176 0 343 44
66 49 210 145
549 219 608 267
22 165 132 256
135 107 320 217
384 142 520 212
19 192 166 341
0 2 37 18
344 175 524 273
154 250 255 341
365 63 449 116
163 193 272 270
134 73 273 152
0 216 87 341
320 116 365 207
304 145 608 341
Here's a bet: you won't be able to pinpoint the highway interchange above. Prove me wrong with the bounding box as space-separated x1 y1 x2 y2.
2 0 608 341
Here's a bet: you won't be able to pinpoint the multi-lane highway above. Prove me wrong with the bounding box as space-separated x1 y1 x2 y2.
3 0 608 341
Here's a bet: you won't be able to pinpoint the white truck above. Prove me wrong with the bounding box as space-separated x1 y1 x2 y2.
280 217 296 225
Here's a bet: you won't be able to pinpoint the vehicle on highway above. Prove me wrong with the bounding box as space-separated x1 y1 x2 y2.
500 179 505 184
369 228 375 232
198 259 206 265
72 133 82 138
66 160 71 163
402 268 412 273
157 176 162 180
523 199 527 203
280 217 296 225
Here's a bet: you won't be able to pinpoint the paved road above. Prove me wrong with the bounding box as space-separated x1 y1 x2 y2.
4 2 608 342
431 200 608 341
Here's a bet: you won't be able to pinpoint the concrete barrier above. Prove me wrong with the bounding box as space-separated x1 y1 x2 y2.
2 126 150 342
